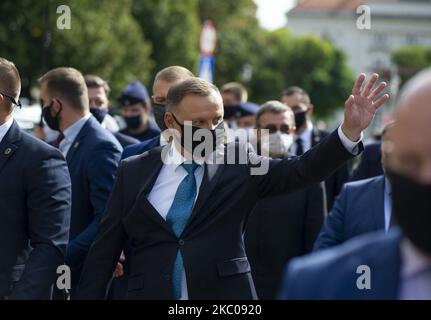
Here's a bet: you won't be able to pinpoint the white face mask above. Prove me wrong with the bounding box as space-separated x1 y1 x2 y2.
261 131 293 158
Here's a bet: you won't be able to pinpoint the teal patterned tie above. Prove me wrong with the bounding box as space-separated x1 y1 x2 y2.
166 162 199 299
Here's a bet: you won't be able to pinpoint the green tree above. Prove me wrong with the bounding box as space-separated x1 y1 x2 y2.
392 45 431 83
249 31 354 119
132 0 200 77
0 0 153 101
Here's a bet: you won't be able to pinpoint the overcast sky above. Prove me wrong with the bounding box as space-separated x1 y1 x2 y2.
254 0 296 30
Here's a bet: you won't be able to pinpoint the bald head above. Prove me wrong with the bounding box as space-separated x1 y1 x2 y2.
388 68 431 184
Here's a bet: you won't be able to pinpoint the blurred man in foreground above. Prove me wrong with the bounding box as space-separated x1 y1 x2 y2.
279 69 431 300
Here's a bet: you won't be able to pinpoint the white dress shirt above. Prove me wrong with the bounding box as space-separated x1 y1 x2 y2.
0 117 13 144
290 121 362 156
291 121 314 155
147 141 204 300
384 178 392 232
398 239 431 300
59 113 92 157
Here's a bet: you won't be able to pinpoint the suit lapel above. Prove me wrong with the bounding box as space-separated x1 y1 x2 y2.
371 176 386 230
183 161 225 235
65 117 92 163
0 121 21 174
134 146 174 235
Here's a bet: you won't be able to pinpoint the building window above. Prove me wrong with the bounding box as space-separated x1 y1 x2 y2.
406 33 420 45
373 33 388 45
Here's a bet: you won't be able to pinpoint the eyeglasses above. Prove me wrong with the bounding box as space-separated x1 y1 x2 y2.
261 124 291 134
0 92 21 108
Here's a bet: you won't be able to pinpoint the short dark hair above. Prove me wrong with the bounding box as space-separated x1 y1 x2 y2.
39 67 88 111
84 74 111 96
281 86 311 105
166 78 220 112
154 66 194 86
220 82 248 103
256 100 295 128
0 57 21 108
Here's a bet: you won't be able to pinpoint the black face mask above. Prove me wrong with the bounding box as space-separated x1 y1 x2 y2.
387 169 431 255
223 104 240 120
124 115 143 130
42 103 62 131
90 108 108 124
170 113 225 158
294 111 307 129
153 103 167 131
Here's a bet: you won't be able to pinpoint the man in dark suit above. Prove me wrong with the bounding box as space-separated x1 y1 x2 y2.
314 122 396 250
350 141 383 181
122 66 194 159
282 87 351 209
108 67 195 299
245 101 327 299
76 74 389 300
0 58 71 299
84 75 139 148
39 67 122 294
279 69 431 300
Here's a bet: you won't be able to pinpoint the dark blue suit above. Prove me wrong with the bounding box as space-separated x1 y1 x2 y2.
65 116 122 288
121 135 160 160
0 120 71 299
350 142 383 181
106 135 160 299
313 175 386 251
279 229 401 300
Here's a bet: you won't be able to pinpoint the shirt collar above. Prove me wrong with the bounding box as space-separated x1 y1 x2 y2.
0 117 14 143
63 113 91 143
385 177 392 196
400 238 431 280
163 141 204 172
296 121 313 141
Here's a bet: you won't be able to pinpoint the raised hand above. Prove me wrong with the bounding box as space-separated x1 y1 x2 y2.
341 73 390 141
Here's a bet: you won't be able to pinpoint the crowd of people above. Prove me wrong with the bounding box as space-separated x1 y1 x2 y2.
0 55 430 300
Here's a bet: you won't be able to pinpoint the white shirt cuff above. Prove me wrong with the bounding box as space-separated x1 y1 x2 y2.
337 125 363 155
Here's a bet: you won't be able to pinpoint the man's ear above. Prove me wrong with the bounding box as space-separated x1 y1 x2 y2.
307 104 314 115
145 101 152 113
164 111 175 129
51 98 62 113
0 94 12 113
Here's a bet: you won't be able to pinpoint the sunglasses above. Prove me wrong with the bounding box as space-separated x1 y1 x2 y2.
261 124 291 134
0 92 21 108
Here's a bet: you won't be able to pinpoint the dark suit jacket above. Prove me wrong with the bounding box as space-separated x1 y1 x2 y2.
0 121 71 299
245 181 326 299
119 121 160 142
350 142 383 181
76 130 359 300
65 116 122 286
113 131 140 148
312 128 351 210
121 135 160 160
313 175 386 251
279 228 402 300
107 135 160 300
